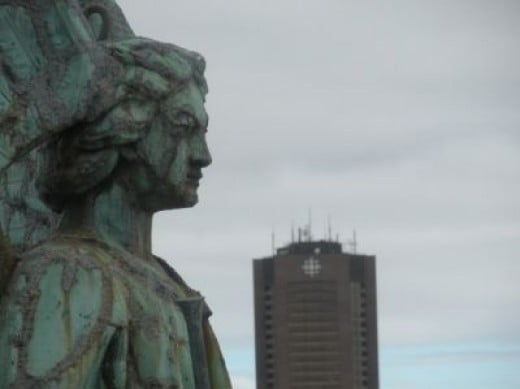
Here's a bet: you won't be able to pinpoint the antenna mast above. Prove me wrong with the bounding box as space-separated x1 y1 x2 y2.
307 208 313 242
271 228 276 255
348 229 358 254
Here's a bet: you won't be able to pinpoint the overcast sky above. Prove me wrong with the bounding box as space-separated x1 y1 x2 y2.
118 1 520 387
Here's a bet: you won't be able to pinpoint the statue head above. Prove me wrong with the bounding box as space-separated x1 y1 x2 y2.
37 43 211 214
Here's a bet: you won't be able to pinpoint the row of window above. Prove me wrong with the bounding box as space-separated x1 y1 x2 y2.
351 282 370 389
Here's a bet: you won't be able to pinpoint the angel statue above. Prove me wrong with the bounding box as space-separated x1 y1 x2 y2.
0 1 232 388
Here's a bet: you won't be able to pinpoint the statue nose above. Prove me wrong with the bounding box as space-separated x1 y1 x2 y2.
190 136 212 168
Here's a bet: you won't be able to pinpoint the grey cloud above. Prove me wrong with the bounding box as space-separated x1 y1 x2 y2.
118 0 520 383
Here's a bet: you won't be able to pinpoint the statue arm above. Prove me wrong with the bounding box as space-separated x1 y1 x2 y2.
0 255 127 388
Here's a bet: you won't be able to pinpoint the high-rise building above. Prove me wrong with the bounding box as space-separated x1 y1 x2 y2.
253 239 379 389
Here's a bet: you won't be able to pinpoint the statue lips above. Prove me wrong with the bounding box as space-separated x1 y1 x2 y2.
186 168 202 188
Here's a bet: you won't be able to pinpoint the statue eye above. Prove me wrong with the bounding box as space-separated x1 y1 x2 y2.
172 112 197 131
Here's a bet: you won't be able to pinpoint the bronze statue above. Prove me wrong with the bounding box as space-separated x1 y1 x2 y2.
0 1 231 387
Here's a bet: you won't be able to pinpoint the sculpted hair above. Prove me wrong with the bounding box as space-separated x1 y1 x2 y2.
37 46 207 212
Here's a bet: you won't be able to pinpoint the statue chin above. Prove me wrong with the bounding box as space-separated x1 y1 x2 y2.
139 188 200 213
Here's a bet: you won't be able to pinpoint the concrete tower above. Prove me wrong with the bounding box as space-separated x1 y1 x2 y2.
253 240 379 389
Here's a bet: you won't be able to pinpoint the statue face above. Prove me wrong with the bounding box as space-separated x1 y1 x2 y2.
132 79 211 211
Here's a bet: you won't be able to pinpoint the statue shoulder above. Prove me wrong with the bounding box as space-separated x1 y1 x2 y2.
0 238 125 387
154 255 201 297
154 255 214 321
3 238 116 313
16 237 111 277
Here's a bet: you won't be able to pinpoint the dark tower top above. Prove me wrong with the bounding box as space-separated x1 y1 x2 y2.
277 240 343 255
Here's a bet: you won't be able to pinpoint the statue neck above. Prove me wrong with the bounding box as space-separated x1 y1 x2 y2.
58 182 154 260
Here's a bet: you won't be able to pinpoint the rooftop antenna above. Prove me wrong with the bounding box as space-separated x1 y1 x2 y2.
348 229 358 254
271 228 276 255
327 215 332 242
291 220 295 243
307 208 313 242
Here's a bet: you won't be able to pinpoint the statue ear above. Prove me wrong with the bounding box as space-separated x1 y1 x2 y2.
84 5 111 41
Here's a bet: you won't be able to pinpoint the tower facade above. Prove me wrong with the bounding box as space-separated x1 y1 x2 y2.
253 240 378 389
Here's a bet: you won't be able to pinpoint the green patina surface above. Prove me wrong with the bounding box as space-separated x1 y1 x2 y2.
0 1 231 388
1 238 224 388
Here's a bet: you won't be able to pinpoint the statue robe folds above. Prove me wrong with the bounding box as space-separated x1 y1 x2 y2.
0 236 231 388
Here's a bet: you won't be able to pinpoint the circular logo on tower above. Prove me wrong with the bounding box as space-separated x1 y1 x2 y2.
302 256 322 277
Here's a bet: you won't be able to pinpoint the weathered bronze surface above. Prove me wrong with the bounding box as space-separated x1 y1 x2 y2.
0 1 231 387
